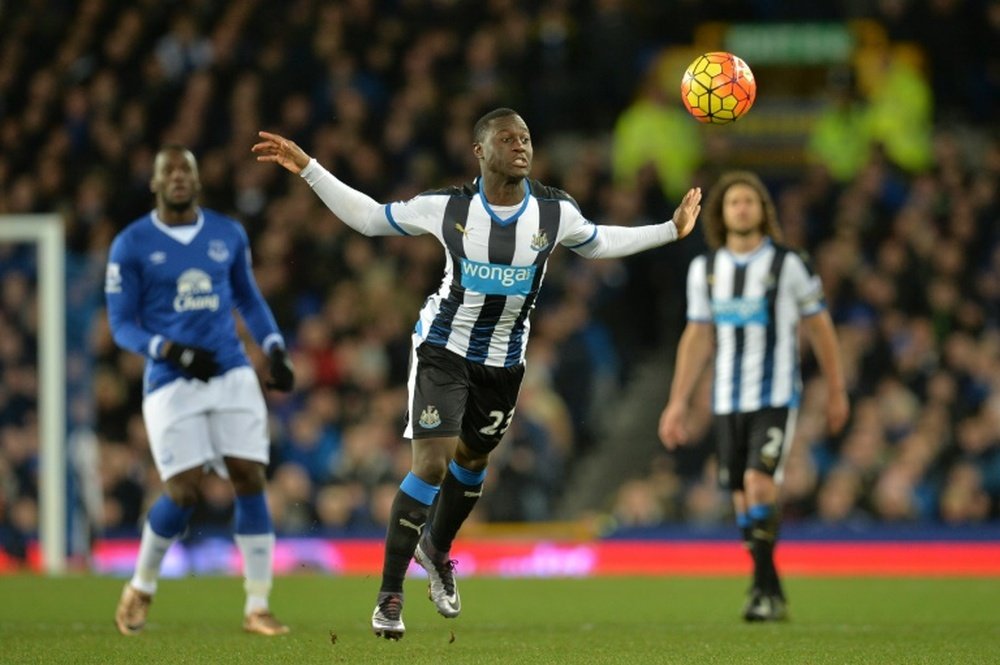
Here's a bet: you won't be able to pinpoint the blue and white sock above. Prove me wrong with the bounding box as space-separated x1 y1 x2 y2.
234 492 275 615
131 495 192 595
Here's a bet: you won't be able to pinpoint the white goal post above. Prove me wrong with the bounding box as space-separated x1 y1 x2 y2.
0 215 66 574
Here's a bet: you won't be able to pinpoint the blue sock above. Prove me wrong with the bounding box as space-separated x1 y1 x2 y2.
448 459 487 486
234 492 273 535
147 495 193 539
400 472 441 506
748 504 774 522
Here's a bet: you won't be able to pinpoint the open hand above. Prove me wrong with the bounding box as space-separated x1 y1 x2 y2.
672 187 702 239
252 131 311 174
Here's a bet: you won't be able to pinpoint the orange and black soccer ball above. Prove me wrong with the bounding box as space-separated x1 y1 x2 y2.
680 52 756 124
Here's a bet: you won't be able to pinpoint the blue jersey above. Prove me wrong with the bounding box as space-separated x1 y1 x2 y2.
105 208 283 394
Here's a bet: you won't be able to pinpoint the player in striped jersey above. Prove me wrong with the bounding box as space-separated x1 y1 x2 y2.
107 146 294 637
658 171 849 621
253 108 702 639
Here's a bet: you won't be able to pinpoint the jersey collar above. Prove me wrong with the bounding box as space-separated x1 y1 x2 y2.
723 236 772 265
477 178 532 226
151 208 205 244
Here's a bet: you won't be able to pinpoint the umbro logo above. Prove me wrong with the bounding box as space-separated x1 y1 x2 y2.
149 251 167 264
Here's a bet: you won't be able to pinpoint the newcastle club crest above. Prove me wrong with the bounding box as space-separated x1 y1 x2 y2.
419 405 441 429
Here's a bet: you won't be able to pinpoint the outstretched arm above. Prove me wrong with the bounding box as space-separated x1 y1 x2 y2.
252 131 395 236
570 187 702 259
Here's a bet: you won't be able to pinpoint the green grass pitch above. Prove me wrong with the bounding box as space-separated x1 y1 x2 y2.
1 575 997 664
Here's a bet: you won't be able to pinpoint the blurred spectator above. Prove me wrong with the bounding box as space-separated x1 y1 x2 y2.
0 1 998 562
612 53 703 204
816 465 870 524
862 45 933 173
807 67 873 182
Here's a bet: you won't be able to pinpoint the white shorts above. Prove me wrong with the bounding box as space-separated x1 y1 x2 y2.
142 366 270 481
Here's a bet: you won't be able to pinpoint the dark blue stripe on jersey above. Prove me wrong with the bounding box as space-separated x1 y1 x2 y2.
426 297 461 347
729 263 748 412
426 196 473 347
466 209 521 363
705 250 719 400
506 198 562 365
384 205 412 236
760 247 788 407
564 224 598 249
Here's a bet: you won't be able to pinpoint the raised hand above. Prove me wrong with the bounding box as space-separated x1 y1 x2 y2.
252 131 311 174
672 187 702 239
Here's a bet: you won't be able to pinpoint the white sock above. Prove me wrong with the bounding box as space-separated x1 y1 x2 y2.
235 533 275 615
130 522 175 595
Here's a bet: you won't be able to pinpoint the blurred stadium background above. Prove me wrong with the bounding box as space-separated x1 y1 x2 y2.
0 0 998 576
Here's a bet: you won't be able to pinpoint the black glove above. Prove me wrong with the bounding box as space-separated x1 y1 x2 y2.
266 346 295 392
165 343 219 382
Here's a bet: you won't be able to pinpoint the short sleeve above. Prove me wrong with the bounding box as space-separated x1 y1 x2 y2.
557 202 599 249
686 255 712 322
384 195 450 237
786 252 826 316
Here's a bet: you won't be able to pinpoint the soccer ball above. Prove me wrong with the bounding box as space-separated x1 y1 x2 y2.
680 52 756 124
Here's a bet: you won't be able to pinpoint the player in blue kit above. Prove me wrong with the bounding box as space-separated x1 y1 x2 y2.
659 171 849 621
254 108 702 639
106 146 295 637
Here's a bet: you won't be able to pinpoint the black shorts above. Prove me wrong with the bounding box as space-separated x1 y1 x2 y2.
713 407 796 490
404 342 525 454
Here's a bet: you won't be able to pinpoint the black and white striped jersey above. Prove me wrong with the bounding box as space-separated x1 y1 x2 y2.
299 159 680 368
686 238 826 414
386 178 598 367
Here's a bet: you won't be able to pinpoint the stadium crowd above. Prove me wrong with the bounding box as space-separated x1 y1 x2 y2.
1 0 998 561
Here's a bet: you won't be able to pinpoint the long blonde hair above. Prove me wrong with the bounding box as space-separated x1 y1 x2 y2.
701 171 783 250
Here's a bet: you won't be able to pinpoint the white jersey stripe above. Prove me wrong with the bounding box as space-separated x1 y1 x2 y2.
688 239 825 414
402 343 421 440
387 179 586 367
